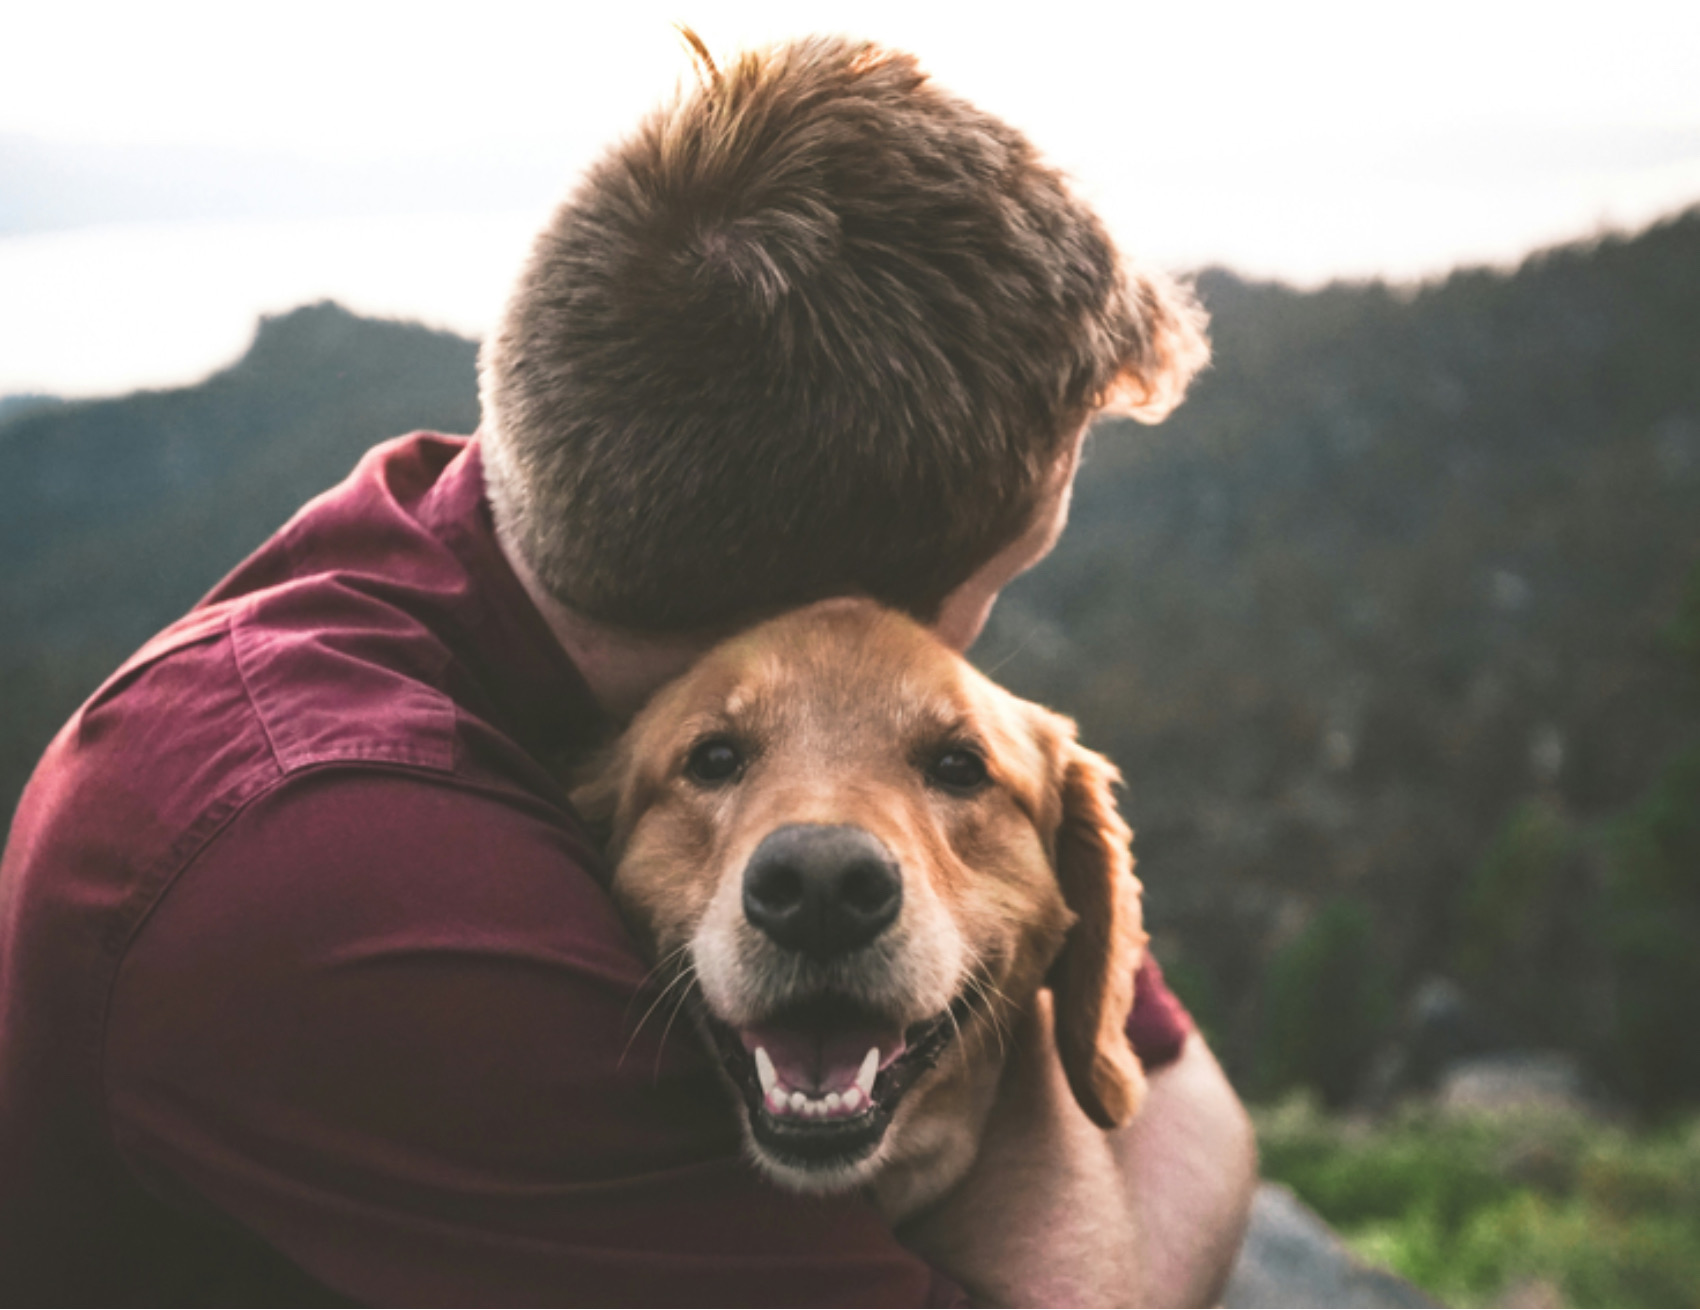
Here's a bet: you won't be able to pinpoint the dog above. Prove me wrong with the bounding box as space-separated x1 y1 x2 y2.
571 597 1148 1220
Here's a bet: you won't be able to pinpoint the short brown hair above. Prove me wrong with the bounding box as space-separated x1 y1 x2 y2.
480 33 1207 633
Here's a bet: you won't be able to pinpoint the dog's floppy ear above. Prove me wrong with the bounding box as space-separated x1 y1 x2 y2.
1049 740 1149 1129
566 738 633 861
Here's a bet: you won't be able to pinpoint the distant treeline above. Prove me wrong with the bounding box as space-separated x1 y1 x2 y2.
983 208 1700 1110
4 208 1699 1110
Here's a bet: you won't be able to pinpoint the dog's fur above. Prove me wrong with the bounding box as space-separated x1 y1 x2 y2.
572 598 1147 1220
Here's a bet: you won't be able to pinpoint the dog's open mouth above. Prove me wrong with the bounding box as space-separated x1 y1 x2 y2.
704 994 969 1170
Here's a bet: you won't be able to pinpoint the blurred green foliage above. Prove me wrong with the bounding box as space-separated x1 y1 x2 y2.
1258 1097 1700 1307
1449 798 1591 1056
1663 563 1700 672
1258 899 1393 1105
1456 799 1576 983
1443 738 1700 1108
1151 952 1225 1048
1601 742 1700 1106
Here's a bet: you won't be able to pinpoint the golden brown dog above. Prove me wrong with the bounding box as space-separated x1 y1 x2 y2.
572 597 1147 1219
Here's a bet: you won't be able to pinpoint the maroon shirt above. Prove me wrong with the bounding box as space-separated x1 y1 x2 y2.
0 434 1191 1305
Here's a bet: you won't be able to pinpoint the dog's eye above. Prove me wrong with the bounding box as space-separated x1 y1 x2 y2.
684 737 744 786
927 747 988 793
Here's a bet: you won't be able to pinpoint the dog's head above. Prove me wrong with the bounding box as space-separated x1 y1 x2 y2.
572 598 1146 1202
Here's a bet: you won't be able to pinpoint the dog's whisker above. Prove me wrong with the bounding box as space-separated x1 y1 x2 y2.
980 977 1018 1025
623 942 693 1023
981 625 1039 677
959 995 993 1064
652 967 701 1082
627 960 695 1040
961 973 1012 1061
957 958 1019 1061
943 992 967 1058
619 956 699 1073
626 960 701 1079
969 957 1017 1014
968 980 1002 1048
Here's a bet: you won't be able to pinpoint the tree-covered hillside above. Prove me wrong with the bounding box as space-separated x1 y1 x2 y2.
4 210 1698 1109
980 208 1700 1106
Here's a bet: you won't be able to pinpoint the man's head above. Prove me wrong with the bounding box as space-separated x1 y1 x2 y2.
480 32 1207 638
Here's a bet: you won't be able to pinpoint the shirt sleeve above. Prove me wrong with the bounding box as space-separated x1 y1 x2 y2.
105 767 967 1308
1126 954 1195 1073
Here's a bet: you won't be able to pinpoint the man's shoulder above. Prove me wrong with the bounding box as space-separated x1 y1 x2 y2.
30 560 466 860
221 571 459 777
57 427 556 809
2 425 578 1011
198 430 479 778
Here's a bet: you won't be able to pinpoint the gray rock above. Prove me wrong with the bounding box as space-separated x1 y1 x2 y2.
1222 1183 1437 1308
1437 1050 1589 1117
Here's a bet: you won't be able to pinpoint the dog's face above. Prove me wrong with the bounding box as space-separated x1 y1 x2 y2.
573 598 1146 1212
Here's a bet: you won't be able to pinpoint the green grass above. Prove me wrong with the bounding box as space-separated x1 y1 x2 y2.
1254 1097 1700 1307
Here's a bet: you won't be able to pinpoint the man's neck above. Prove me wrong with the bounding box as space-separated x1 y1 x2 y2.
497 533 713 723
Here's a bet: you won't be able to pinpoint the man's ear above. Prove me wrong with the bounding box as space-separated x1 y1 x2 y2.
1100 266 1211 424
1050 742 1149 1129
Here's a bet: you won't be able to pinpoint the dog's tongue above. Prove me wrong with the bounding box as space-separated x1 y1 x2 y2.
740 1020 907 1093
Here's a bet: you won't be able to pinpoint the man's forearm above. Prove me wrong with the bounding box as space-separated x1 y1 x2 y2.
901 996 1257 1307
1118 1034 1258 1306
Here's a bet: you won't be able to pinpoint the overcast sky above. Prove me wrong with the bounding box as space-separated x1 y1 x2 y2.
4 0 1699 397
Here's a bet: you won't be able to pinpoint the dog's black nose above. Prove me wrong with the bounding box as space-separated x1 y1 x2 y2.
743 824 902 959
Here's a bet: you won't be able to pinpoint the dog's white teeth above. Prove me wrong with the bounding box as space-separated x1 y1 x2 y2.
755 1050 878 1119
754 1046 778 1098
856 1046 880 1097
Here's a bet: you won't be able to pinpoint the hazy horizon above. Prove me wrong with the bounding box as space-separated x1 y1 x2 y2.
5 0 1699 398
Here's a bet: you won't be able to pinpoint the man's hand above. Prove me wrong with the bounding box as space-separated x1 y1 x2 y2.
899 992 1257 1307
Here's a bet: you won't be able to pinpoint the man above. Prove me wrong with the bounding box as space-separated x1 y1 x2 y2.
0 34 1254 1305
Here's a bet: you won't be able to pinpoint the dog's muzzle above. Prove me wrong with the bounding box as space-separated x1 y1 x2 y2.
693 822 968 1174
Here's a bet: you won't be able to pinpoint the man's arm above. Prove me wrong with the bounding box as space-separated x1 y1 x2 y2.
1117 1032 1259 1305
900 991 1257 1307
